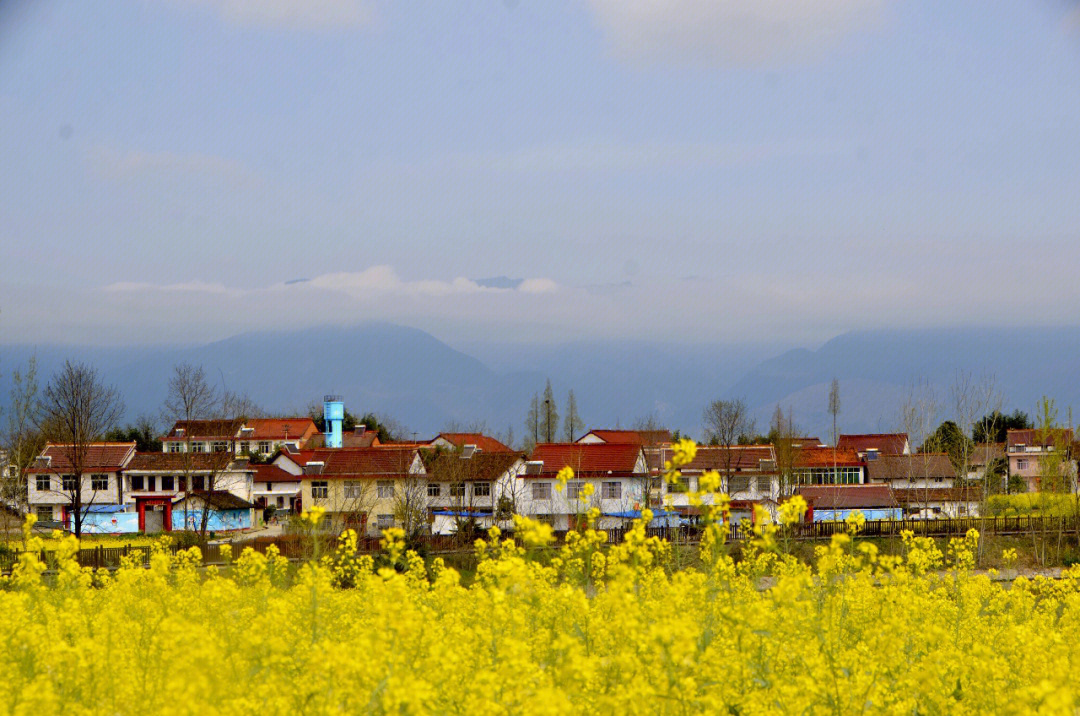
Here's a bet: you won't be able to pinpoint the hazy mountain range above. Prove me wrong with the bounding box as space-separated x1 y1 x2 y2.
1 324 1077 444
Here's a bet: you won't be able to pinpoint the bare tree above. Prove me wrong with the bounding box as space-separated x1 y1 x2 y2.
525 393 541 450
702 398 755 493
1 358 44 542
542 380 559 443
770 406 800 497
162 363 246 542
898 379 939 518
37 361 124 538
563 389 584 442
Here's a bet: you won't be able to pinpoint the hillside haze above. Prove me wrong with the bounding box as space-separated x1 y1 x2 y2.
1 324 1078 443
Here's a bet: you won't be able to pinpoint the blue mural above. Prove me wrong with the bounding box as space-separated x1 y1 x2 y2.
171 508 251 532
80 509 140 534
812 508 902 522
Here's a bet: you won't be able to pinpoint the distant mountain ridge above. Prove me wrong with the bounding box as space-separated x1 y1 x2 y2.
1 324 1078 443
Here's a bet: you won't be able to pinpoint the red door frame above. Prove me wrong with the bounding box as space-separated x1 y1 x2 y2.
136 497 174 533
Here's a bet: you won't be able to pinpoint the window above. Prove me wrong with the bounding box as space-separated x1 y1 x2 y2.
147 476 157 491
449 483 465 498
376 514 394 530
602 481 621 499
311 481 329 499
190 442 205 453
35 475 50 492
192 476 205 491
91 474 108 491
753 475 772 493
1017 459 1029 470
567 481 584 499
667 477 688 494
36 506 53 522
211 441 229 453
427 483 442 498
130 475 145 491
377 480 395 499
265 482 273 492
62 475 77 491
276 496 285 508
531 482 552 500
160 475 175 491
258 441 272 454
473 482 491 498
729 476 750 494
167 442 182 453
344 480 363 499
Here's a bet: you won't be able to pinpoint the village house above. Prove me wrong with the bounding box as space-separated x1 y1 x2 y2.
657 444 780 524
296 446 426 535
252 463 301 515
123 451 255 532
967 443 1006 487
796 484 902 522
792 446 866 486
422 449 526 535
892 487 982 519
516 443 656 531
160 417 319 456
865 453 957 489
1006 428 1076 492
25 442 136 531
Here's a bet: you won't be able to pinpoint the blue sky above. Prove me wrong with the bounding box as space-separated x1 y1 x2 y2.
2 0 1079 346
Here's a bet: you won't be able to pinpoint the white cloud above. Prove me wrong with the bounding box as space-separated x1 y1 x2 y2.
305 266 523 298
586 0 888 67
173 0 375 30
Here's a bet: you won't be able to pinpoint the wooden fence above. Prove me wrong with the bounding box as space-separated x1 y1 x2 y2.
2 515 1078 573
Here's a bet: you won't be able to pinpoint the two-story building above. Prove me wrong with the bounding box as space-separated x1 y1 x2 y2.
1006 428 1076 492
296 447 426 535
25 442 137 531
515 443 652 530
123 451 255 532
865 453 956 489
252 463 302 515
658 444 780 524
160 418 319 456
792 446 866 486
422 449 525 534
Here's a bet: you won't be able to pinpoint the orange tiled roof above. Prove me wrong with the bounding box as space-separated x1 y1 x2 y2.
528 443 643 477
28 443 136 473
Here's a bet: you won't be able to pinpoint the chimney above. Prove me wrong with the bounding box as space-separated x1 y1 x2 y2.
355 425 367 436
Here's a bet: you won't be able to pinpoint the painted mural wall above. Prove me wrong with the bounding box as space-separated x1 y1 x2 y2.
80 511 140 534
171 508 252 532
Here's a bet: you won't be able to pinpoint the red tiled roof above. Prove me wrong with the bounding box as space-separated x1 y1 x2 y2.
663 445 776 472
837 433 909 455
253 463 301 484
1007 428 1074 450
125 452 245 472
528 443 643 477
865 453 955 481
241 418 318 442
970 443 1005 465
28 443 136 473
794 446 864 469
433 433 513 453
163 420 244 441
308 447 420 477
422 451 523 482
580 429 673 445
797 484 898 509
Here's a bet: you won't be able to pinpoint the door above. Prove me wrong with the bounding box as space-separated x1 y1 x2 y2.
144 506 164 533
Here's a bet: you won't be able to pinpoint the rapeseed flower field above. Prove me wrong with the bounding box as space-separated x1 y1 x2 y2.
2 443 1077 714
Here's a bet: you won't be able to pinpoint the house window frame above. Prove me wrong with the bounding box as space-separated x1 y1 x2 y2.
35 474 51 493
427 483 442 498
311 481 329 499
343 480 363 499
473 481 491 498
376 480 395 500
602 481 622 500
61 475 77 492
531 482 552 501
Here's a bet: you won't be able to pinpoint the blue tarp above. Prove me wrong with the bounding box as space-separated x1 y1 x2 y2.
432 511 493 518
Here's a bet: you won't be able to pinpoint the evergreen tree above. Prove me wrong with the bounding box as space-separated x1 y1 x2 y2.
563 389 584 442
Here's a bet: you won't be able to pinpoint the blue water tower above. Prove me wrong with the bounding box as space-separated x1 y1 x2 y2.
323 395 344 448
